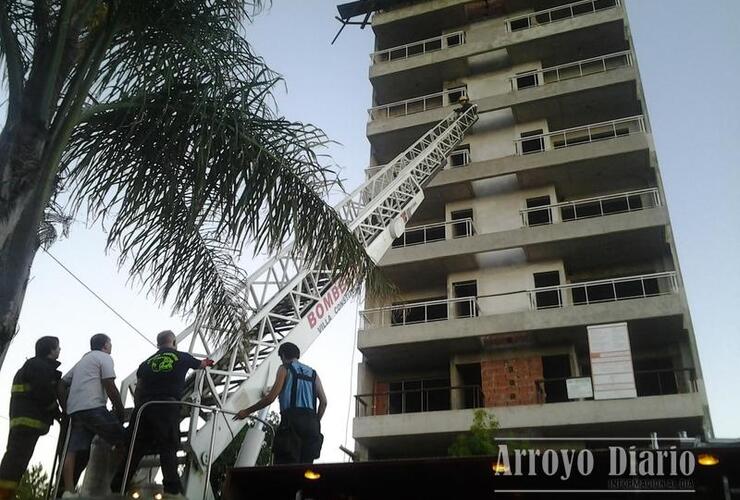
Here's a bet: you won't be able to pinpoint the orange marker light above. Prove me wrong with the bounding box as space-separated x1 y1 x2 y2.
492 462 509 474
697 453 719 466
304 469 321 480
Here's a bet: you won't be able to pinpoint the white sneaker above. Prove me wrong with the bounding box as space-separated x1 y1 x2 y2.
61 492 79 498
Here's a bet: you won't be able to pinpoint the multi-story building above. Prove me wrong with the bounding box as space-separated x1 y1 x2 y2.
344 0 713 460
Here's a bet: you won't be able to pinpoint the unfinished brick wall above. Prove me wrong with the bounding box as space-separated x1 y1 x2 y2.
481 356 543 407
373 382 389 415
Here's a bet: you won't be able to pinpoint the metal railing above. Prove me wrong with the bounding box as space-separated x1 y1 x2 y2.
355 385 484 417
635 368 698 396
519 188 661 227
535 368 697 404
371 30 466 64
361 296 478 328
119 401 275 499
392 217 476 248
510 51 633 91
529 271 678 310
369 87 467 120
505 0 620 32
360 272 678 329
514 115 645 155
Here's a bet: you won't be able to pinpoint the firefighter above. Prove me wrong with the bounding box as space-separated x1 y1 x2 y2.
0 336 62 499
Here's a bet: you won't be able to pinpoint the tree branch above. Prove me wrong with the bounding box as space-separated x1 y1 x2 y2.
0 0 25 121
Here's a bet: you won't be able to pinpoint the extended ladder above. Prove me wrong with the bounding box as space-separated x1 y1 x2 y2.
114 105 478 498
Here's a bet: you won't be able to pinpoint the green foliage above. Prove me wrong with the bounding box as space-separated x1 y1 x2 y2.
0 0 386 351
210 411 279 499
15 464 48 500
448 409 500 457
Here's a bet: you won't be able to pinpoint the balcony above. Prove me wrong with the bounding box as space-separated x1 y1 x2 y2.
371 30 466 64
391 217 475 249
367 147 469 178
369 87 467 121
520 188 661 227
360 272 677 330
355 385 483 417
537 368 698 404
514 115 646 156
505 0 620 33
510 50 633 91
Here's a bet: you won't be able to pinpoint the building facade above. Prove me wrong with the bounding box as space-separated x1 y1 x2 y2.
350 0 712 460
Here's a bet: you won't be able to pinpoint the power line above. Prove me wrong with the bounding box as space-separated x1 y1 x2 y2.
42 249 156 348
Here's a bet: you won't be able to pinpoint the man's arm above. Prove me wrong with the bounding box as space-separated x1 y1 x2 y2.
315 374 328 421
103 378 125 422
133 377 144 407
233 366 287 420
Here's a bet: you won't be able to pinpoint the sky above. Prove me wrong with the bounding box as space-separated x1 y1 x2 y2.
0 0 739 481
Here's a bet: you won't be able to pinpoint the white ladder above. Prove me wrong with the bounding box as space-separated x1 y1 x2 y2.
114 105 478 499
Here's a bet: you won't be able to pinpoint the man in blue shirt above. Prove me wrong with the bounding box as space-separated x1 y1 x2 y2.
112 330 213 498
234 342 327 464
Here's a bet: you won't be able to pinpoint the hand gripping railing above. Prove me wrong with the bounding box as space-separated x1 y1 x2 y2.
115 105 478 497
118 400 275 499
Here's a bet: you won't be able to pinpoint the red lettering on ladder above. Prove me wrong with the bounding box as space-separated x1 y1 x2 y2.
308 311 317 328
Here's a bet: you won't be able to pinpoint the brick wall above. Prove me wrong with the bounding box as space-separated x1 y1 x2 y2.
481 356 543 407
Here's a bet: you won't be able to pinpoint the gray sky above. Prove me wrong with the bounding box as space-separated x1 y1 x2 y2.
1 0 738 475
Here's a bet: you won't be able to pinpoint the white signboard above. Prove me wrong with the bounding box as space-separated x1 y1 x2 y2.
587 322 637 400
566 377 593 399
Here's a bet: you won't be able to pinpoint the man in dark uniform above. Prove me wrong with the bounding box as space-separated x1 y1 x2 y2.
111 330 212 498
234 342 327 464
0 336 62 499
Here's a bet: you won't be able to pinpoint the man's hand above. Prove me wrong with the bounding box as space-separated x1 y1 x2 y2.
200 359 215 369
232 408 252 420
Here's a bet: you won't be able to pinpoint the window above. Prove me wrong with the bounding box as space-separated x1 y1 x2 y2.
388 378 451 414
515 71 539 90
445 33 463 47
525 196 552 226
541 355 572 403
450 209 474 238
533 271 561 309
447 86 467 104
448 145 470 168
509 17 531 31
452 280 478 318
519 129 544 154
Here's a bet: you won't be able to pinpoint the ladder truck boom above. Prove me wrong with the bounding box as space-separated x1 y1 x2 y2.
113 105 478 498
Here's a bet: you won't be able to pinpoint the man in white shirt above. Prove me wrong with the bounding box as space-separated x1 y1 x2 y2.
59 334 126 497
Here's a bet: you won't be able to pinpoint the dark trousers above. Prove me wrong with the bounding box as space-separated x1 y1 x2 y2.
273 409 322 465
0 427 43 491
111 405 182 494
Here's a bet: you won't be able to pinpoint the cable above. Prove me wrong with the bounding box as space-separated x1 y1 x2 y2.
42 249 156 348
342 293 361 462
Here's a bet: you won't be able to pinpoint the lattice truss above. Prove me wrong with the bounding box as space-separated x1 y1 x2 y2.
119 105 478 475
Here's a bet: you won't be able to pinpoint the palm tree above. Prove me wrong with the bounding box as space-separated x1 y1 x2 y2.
0 0 379 362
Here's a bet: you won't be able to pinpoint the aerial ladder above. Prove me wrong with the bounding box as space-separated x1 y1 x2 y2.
80 104 478 498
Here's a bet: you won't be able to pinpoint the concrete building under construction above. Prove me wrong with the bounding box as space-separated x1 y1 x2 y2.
345 0 713 460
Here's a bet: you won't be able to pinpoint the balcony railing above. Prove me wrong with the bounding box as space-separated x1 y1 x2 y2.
510 51 633 91
505 0 620 32
514 115 645 155
360 272 678 329
536 368 697 404
392 218 476 248
355 385 483 417
365 148 470 177
520 188 661 227
369 87 467 120
371 31 466 64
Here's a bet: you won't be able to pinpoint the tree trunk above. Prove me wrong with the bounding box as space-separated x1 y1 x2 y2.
0 121 56 360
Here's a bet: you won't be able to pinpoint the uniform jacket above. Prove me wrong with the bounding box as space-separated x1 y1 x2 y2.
9 357 62 432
